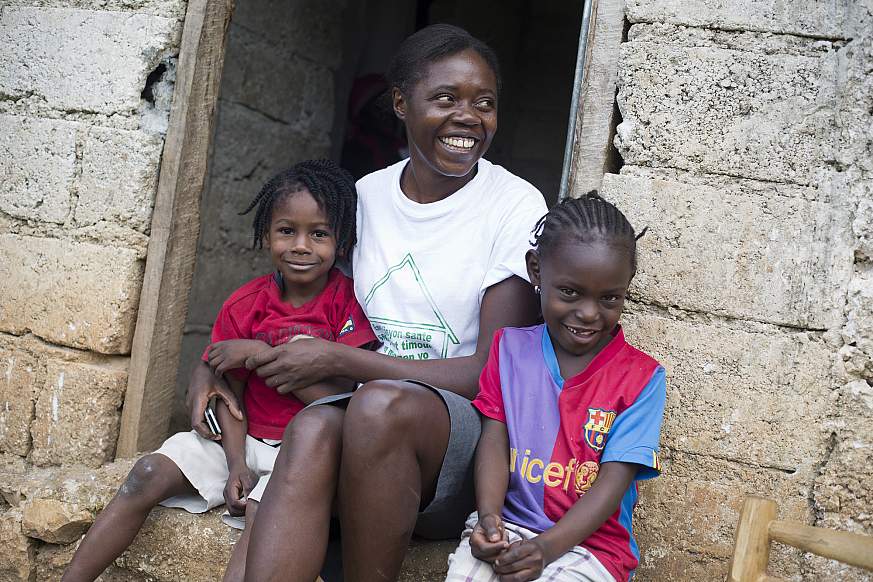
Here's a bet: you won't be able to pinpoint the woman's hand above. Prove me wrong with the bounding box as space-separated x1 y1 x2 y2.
493 538 547 582
223 464 259 516
470 513 509 563
207 339 270 377
245 337 338 394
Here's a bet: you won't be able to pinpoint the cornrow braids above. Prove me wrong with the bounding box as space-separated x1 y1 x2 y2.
240 159 358 255
532 191 645 274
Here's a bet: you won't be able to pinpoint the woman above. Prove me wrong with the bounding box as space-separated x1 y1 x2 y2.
189 24 547 582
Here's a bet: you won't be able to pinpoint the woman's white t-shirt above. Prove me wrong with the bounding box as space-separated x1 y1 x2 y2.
352 158 547 361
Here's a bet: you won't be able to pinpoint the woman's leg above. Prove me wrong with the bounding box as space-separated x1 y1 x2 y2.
338 380 451 582
222 500 259 582
243 405 345 582
62 453 194 582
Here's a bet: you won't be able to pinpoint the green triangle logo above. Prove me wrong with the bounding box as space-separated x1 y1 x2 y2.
364 254 459 359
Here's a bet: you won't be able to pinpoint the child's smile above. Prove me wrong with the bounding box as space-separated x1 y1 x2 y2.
527 240 634 376
265 189 337 307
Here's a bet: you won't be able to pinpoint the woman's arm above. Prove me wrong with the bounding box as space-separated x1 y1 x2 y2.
247 275 539 400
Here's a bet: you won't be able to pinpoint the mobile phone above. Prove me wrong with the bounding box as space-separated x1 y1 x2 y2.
205 404 221 436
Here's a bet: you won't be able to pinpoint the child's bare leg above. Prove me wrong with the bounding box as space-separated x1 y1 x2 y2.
244 405 345 582
62 453 194 582
223 500 259 582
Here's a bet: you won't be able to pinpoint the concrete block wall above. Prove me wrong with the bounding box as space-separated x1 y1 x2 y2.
173 0 346 431
589 1 873 579
0 0 185 464
0 0 183 575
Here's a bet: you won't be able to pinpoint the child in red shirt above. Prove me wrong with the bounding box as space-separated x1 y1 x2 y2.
63 160 376 582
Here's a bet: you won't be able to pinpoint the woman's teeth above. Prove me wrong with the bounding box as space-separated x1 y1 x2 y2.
440 136 475 150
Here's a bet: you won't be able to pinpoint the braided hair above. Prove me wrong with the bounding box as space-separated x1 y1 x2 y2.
387 24 502 97
532 191 647 274
240 159 358 256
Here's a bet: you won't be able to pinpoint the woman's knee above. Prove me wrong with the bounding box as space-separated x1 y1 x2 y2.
346 380 439 438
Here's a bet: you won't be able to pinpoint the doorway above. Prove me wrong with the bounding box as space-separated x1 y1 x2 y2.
171 0 584 430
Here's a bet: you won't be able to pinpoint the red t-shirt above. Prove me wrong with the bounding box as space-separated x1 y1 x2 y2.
203 268 377 439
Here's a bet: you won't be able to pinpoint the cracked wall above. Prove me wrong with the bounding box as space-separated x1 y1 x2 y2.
0 0 185 576
172 0 346 430
585 1 873 579
0 0 184 466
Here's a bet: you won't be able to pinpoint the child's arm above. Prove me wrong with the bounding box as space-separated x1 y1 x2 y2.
492 461 638 581
188 360 244 440
215 376 258 517
469 417 511 563
207 339 271 377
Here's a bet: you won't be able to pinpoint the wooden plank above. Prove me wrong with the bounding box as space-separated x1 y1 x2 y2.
116 0 235 457
769 520 873 571
566 0 626 198
727 496 778 582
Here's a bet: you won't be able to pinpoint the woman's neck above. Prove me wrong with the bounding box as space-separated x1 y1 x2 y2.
400 158 478 204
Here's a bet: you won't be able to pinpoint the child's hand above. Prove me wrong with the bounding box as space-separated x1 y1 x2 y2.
188 363 243 441
469 513 509 563
493 538 546 582
208 340 269 377
224 465 259 516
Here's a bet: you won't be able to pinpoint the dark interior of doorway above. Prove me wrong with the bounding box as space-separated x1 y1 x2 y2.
334 0 583 205
172 0 582 452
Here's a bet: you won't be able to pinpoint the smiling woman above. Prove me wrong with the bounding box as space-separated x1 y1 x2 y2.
392 47 498 198
229 24 549 582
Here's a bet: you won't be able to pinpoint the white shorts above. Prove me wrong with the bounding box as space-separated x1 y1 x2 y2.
445 513 616 582
154 430 280 529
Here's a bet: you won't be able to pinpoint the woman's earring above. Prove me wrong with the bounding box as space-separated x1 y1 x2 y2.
534 285 541 295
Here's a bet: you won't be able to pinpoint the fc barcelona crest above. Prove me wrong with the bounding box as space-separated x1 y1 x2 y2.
583 407 616 452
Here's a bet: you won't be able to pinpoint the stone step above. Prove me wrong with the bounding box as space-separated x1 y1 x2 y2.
0 455 455 581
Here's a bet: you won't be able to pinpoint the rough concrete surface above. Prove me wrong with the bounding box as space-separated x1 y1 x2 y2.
626 0 872 40
616 24 838 187
0 341 38 457
839 266 873 380
220 25 337 136
0 235 144 354
0 114 76 225
1 0 187 19
117 506 239 582
602 173 854 329
635 450 809 580
229 0 345 68
623 308 833 473
76 126 164 233
0 507 37 582
0 457 134 510
0 7 180 117
30 359 128 467
21 498 93 544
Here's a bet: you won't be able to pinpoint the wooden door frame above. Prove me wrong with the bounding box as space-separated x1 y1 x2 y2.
116 0 627 456
117 0 235 456
563 0 626 199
